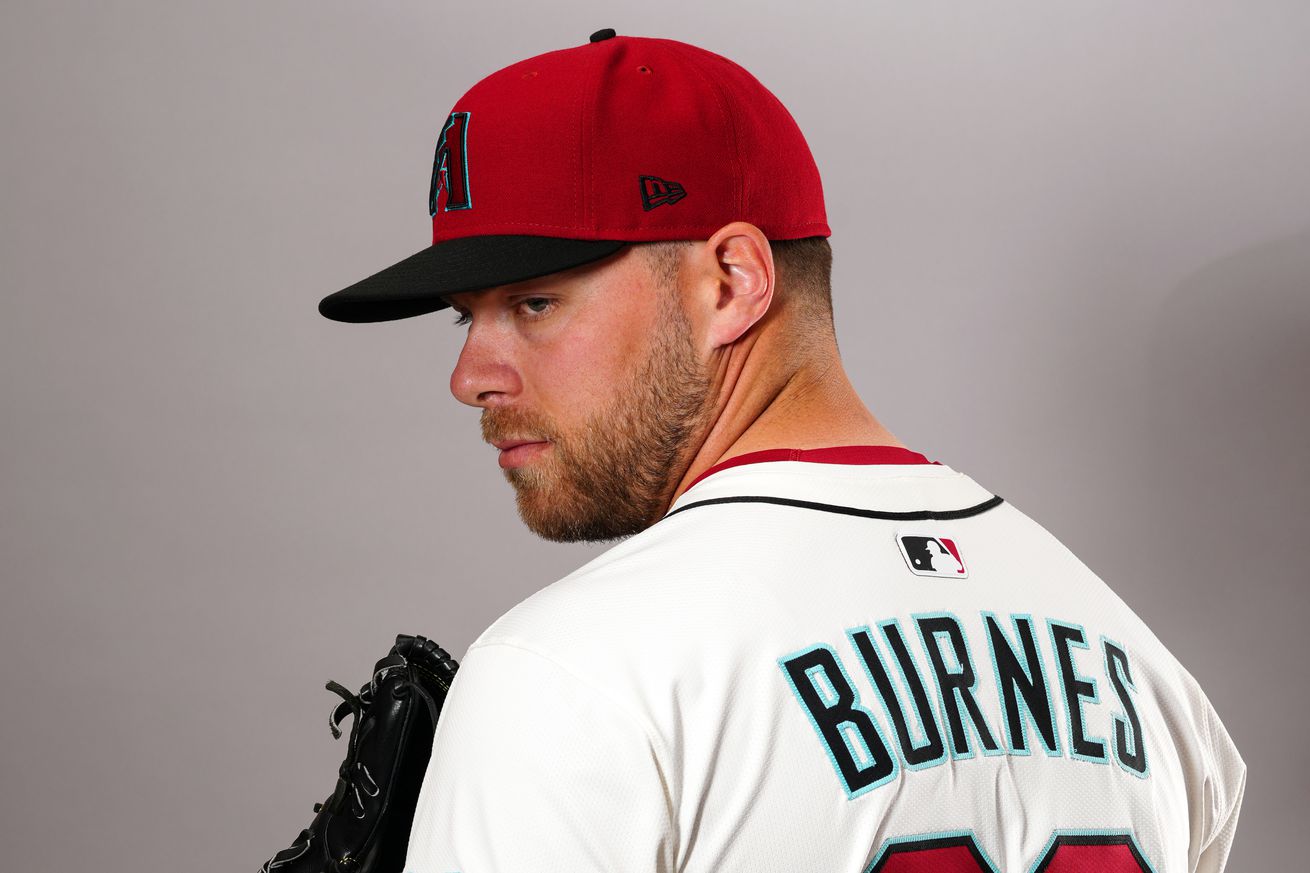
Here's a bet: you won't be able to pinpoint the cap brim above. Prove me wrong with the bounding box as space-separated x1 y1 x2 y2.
319 235 630 323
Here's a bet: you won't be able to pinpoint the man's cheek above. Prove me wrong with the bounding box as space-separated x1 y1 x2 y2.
538 334 627 404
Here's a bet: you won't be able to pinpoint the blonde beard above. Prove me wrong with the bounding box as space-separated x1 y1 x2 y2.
482 300 713 542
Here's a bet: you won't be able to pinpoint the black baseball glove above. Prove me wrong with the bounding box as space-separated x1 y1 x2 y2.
259 635 460 873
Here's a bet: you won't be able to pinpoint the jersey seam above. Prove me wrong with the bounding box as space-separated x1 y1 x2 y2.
698 467 967 482
1214 761 1247 848
663 493 1005 523
1200 698 1243 851
676 469 984 507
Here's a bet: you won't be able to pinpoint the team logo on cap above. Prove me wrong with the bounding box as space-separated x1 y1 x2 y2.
640 175 686 211
429 112 472 217
895 531 968 578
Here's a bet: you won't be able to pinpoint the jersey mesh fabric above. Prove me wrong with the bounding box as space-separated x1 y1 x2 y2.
404 452 1245 873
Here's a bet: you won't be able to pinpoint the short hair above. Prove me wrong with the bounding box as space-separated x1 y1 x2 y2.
771 236 834 332
637 236 834 333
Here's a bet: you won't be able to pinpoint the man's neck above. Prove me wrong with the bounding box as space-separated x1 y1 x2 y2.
665 353 904 509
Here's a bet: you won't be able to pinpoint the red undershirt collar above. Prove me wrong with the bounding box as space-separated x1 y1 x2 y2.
685 445 939 491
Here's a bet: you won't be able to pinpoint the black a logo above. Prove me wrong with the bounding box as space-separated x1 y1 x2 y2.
429 112 472 217
639 175 686 211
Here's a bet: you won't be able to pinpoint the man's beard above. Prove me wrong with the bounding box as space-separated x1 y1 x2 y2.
481 301 714 543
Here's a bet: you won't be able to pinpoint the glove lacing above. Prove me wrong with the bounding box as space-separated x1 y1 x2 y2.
260 658 444 871
318 660 442 819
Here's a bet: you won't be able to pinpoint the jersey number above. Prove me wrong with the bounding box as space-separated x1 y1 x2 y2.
870 831 1153 872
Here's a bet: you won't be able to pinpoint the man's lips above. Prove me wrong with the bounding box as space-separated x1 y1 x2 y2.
491 439 546 451
492 439 551 469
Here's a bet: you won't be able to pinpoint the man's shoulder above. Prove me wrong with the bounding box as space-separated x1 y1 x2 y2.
471 465 1041 661
471 517 748 656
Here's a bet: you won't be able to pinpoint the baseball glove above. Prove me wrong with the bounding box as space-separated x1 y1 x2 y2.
259 634 460 873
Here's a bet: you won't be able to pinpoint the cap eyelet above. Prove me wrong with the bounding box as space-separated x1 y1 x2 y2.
637 65 651 74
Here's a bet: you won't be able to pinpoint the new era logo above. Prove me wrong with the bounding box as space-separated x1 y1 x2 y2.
896 532 968 578
640 175 686 211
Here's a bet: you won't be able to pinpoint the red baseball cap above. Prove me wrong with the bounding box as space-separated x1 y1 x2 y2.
319 29 830 323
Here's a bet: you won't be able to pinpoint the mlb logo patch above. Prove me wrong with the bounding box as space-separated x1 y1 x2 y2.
896 531 968 578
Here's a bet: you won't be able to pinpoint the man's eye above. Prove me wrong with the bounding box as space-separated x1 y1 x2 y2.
452 311 471 326
520 298 553 316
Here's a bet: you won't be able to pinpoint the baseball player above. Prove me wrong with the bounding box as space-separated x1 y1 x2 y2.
319 30 1245 873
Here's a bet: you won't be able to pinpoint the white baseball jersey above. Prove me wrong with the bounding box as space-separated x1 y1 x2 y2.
405 446 1245 873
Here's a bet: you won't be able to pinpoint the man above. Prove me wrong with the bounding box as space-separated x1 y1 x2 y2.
321 30 1244 873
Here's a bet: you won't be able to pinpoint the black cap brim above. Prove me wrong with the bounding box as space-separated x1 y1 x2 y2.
319 235 629 323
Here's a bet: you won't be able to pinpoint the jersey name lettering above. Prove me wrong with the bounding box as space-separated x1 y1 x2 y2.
778 611 1148 798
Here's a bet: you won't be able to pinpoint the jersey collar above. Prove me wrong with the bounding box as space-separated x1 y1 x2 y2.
665 444 995 521
684 445 938 492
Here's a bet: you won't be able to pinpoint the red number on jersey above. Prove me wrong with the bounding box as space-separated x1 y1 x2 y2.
869 831 1152 872
1034 834 1152 872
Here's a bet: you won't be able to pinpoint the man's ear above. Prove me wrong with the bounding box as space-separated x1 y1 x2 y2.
687 221 775 349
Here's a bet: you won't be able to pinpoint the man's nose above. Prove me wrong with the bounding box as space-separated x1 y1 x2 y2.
449 323 522 409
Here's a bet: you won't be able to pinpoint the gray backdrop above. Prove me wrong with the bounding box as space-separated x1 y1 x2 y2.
2 2 1306 870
